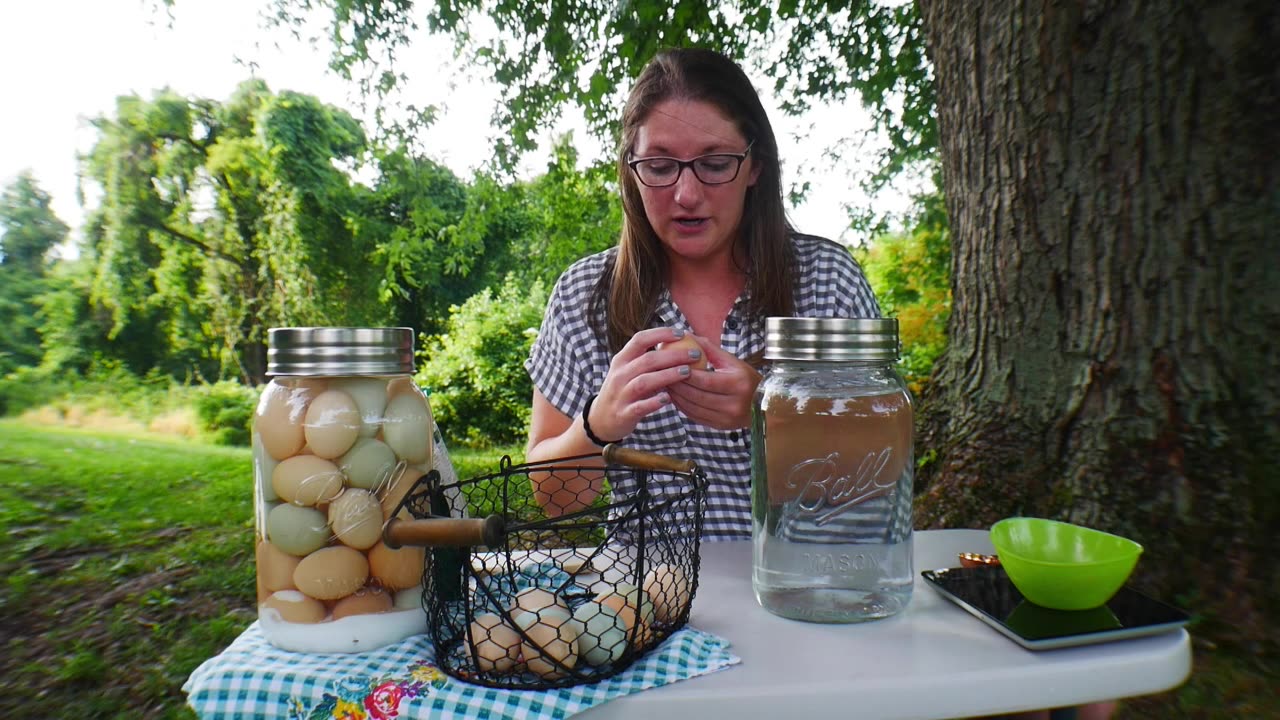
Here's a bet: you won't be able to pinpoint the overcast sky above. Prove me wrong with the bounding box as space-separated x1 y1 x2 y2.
1 0 912 255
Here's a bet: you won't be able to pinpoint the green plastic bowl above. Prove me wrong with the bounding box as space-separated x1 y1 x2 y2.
989 518 1143 611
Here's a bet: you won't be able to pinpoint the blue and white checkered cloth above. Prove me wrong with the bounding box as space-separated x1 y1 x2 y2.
183 621 739 719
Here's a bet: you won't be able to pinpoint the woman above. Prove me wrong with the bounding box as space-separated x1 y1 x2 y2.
523 47 879 540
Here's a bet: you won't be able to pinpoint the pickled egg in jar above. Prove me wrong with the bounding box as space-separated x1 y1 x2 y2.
253 327 462 653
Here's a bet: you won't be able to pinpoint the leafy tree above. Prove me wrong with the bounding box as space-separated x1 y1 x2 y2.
0 172 68 373
857 190 949 392
81 80 384 382
417 274 549 447
511 135 622 286
258 0 933 211
360 146 511 335
264 0 1280 649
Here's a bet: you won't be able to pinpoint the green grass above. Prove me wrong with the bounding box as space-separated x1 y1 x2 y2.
1 420 1274 718
0 420 523 718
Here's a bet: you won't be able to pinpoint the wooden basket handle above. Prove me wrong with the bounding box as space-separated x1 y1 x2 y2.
383 515 505 548
602 444 696 473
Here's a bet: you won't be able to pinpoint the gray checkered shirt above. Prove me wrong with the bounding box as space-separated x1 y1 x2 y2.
525 233 883 541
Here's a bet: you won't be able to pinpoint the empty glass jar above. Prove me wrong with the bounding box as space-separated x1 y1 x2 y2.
751 317 915 623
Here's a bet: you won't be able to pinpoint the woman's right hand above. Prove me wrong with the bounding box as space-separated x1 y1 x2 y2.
586 327 703 442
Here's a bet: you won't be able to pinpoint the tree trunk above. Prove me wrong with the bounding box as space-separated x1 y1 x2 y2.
915 0 1280 651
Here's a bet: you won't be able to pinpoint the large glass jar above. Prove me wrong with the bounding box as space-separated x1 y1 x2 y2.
750 317 914 623
253 327 462 652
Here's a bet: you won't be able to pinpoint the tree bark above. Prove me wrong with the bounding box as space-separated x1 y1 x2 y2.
915 0 1279 650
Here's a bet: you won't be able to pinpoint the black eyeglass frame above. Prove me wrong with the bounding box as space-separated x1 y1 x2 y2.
626 140 756 188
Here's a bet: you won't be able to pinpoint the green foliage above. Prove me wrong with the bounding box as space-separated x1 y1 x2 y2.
80 80 383 384
417 275 550 447
0 365 64 417
0 172 69 374
194 380 258 446
360 146 496 335
858 191 951 391
267 0 935 216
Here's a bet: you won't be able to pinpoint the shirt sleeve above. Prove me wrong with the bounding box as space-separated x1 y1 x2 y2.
831 249 882 318
524 260 603 419
792 233 883 318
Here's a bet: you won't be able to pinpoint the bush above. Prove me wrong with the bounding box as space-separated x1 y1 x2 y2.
194 381 258 446
417 274 549 448
857 194 952 394
0 366 64 417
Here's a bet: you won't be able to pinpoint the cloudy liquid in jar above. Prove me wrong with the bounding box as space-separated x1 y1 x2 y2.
751 384 914 622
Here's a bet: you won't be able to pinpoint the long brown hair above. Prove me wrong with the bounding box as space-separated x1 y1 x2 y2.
591 47 795 353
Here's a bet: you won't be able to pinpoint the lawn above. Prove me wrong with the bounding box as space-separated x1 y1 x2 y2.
0 420 1272 718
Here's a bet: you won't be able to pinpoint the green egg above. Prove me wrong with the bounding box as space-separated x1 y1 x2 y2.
339 437 399 491
267 503 330 556
571 601 628 666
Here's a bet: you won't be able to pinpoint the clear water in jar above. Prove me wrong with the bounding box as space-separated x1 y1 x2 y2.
751 382 914 622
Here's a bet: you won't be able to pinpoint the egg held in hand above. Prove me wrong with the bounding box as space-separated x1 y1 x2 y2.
656 333 710 370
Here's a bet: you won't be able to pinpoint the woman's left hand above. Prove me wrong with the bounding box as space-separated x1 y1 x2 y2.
665 335 761 430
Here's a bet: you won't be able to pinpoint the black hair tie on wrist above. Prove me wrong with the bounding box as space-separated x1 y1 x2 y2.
582 394 623 447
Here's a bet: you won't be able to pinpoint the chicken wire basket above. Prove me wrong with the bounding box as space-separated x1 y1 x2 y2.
384 444 708 690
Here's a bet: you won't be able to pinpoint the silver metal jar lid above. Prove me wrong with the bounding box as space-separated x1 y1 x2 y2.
267 327 415 376
764 317 900 362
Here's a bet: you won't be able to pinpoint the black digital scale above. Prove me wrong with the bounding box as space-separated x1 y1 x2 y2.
921 565 1191 650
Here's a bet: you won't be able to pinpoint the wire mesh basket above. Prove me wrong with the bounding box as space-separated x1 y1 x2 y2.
384 444 708 690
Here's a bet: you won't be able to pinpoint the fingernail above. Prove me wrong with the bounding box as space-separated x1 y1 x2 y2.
678 366 690 377
672 328 685 338
658 392 671 404
688 349 702 359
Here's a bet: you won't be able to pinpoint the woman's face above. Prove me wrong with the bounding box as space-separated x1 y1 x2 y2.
631 99 760 264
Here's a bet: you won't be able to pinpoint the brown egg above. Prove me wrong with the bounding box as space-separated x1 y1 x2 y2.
273 455 345 507
255 382 306 461
303 389 362 459
465 612 523 674
511 587 569 615
257 540 301 595
656 333 710 370
331 586 394 619
261 590 327 624
328 488 383 550
367 541 425 591
515 608 580 680
596 584 656 645
294 546 369 601
642 563 691 623
379 465 424 521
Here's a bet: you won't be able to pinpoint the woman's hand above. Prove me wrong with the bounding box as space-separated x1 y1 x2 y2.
586 327 703 441
666 335 761 430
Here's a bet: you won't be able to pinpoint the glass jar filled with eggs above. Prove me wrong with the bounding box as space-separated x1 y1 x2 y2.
253 327 463 652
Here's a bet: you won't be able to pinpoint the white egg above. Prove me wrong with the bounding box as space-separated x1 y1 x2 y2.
381 392 433 464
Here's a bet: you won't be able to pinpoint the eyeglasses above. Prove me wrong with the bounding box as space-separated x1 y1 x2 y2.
627 140 755 187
